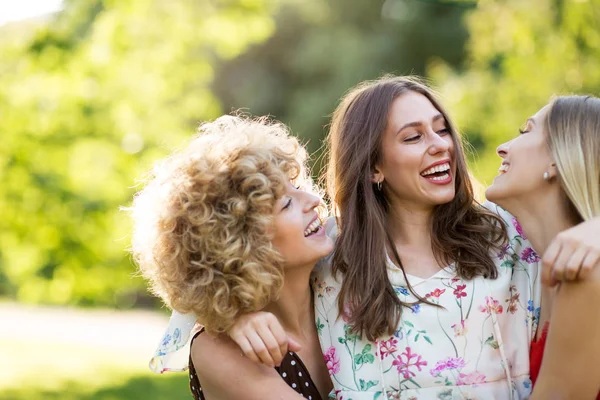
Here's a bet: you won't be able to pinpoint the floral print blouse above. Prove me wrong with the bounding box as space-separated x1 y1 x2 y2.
312 203 541 400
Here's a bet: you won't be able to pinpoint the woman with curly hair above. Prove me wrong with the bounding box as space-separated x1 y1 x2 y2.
131 115 334 399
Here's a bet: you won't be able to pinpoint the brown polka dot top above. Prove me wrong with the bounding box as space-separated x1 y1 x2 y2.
188 330 323 400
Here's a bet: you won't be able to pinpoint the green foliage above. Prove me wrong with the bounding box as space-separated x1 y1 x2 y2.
0 0 277 307
430 0 600 184
9 0 595 308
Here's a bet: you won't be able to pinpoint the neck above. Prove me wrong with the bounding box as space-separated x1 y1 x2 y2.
501 193 577 255
387 201 434 247
262 263 315 340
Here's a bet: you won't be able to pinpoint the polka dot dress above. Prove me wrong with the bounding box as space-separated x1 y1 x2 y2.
188 330 323 400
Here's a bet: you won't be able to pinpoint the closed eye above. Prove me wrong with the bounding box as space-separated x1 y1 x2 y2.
404 134 421 142
518 128 529 135
437 128 450 135
282 197 292 210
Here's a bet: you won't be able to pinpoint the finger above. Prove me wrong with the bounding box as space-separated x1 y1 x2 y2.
579 250 600 281
265 317 289 365
255 323 284 367
564 246 589 281
246 330 275 367
542 240 562 285
287 336 302 353
551 243 574 282
232 333 261 364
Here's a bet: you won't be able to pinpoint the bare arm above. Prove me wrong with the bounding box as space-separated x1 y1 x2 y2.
191 332 305 400
530 266 600 399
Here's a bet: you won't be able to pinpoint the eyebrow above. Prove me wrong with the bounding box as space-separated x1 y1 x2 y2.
396 113 445 135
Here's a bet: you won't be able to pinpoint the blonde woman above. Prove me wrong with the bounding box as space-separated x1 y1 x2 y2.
131 116 334 399
486 95 600 399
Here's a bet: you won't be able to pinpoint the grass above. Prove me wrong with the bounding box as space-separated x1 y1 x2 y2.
0 304 193 400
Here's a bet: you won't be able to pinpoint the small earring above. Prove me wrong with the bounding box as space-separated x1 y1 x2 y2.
543 171 549 181
377 180 382 191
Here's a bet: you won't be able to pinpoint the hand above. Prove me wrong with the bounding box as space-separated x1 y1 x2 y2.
228 311 302 367
542 217 600 286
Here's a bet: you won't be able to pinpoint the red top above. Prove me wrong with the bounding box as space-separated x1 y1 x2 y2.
530 322 600 399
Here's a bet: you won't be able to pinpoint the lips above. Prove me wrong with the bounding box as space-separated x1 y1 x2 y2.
498 163 509 174
304 216 322 237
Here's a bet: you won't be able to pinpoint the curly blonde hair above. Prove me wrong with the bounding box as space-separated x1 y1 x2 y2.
131 115 315 334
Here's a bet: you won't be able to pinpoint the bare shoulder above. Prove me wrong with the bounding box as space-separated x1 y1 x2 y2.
191 332 303 400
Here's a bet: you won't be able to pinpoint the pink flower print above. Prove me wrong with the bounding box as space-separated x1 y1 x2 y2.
479 296 504 314
497 244 510 260
521 247 541 263
429 357 466 377
341 302 354 323
426 288 446 299
379 337 398 360
453 284 467 299
457 371 486 385
392 347 428 379
323 346 340 375
451 320 468 337
513 217 527 239
451 277 460 283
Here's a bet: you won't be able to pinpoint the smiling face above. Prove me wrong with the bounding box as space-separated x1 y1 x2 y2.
373 91 457 211
270 182 334 269
485 105 556 208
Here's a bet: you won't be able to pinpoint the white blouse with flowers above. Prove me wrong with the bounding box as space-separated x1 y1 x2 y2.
312 203 541 400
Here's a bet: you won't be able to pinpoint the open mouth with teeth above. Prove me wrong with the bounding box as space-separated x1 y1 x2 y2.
420 162 451 182
498 164 509 175
304 218 322 237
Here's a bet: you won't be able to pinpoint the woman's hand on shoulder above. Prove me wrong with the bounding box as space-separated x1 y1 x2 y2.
191 331 304 400
542 216 600 285
228 311 302 367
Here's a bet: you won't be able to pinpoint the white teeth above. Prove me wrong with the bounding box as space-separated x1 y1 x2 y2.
428 172 450 181
304 219 322 237
421 162 450 176
498 164 509 174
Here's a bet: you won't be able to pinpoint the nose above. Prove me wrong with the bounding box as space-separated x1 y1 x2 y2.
496 140 510 159
427 129 451 155
302 191 322 213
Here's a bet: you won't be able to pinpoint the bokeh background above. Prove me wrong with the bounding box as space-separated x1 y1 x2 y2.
0 0 598 399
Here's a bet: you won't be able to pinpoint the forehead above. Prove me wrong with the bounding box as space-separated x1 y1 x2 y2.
388 91 442 125
530 104 551 125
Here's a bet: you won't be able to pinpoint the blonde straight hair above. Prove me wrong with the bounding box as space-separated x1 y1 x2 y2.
545 95 600 221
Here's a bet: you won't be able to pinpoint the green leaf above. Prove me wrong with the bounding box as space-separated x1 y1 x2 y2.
424 336 433 344
362 343 372 354
374 392 382 400
338 337 346 344
404 320 415 328
354 354 364 365
363 353 375 364
414 333 420 342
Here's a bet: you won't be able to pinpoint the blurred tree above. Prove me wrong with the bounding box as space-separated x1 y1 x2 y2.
213 0 469 174
0 0 472 308
430 0 600 185
0 0 277 307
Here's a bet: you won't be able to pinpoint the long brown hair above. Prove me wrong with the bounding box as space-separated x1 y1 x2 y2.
326 75 507 341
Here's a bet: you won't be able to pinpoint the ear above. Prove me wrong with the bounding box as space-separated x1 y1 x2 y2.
547 162 558 180
371 166 384 184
